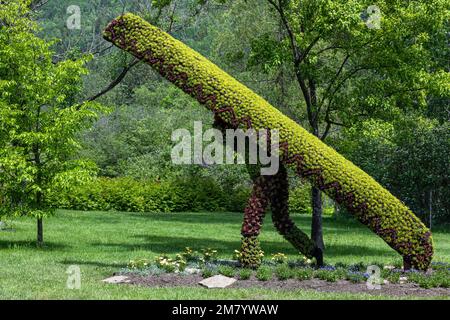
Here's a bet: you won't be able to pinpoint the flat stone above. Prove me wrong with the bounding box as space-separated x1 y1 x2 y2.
399 276 408 284
383 265 395 270
102 276 130 284
199 275 237 289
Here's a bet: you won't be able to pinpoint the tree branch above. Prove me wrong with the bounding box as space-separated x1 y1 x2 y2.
167 0 178 33
321 108 348 140
314 45 344 56
321 122 332 140
300 36 320 64
319 54 350 108
267 0 300 61
84 59 140 103
267 0 319 131
29 0 49 11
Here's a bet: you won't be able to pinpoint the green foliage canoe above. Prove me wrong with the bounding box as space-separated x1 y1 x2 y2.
103 13 433 270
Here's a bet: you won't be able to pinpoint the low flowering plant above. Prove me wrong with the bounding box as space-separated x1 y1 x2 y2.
271 253 288 264
201 248 218 262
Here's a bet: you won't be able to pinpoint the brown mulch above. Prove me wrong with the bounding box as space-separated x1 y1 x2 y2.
122 273 450 298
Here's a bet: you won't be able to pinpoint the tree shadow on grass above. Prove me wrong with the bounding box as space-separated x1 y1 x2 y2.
70 211 245 226
91 212 378 232
91 235 242 255
127 212 245 225
0 240 68 251
70 211 375 230
431 225 450 235
59 259 126 269
90 234 393 259
324 243 393 258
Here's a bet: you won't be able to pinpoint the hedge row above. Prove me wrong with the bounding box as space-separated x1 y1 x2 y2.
47 177 310 214
103 13 433 270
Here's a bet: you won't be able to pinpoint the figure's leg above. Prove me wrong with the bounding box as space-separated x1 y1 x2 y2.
239 165 270 269
212 116 268 268
212 116 322 267
270 165 324 266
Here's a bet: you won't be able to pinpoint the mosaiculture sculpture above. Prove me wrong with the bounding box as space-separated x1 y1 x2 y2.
103 13 433 271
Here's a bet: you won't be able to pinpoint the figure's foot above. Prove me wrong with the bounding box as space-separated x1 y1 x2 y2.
239 236 264 269
403 256 412 271
312 246 324 268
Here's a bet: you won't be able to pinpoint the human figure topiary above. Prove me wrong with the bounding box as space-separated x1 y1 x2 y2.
103 13 433 271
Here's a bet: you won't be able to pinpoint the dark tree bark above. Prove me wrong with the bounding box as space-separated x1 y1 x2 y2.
33 120 43 247
311 186 325 252
309 79 325 256
37 217 43 247
36 172 43 247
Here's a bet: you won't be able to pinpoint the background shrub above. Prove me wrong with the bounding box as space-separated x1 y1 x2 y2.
46 176 316 214
289 186 311 214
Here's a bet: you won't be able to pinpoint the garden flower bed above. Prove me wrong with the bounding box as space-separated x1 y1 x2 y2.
114 248 450 297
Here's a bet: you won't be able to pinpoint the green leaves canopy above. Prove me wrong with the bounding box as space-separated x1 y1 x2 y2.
0 0 101 218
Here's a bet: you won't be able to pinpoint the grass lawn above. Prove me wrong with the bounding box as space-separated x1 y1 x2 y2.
0 210 449 300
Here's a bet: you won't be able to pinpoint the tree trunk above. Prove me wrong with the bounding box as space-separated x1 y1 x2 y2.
33 139 43 247
309 104 325 262
37 217 43 247
311 186 325 251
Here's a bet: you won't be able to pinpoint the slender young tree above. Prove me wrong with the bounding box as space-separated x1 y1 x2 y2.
0 0 101 246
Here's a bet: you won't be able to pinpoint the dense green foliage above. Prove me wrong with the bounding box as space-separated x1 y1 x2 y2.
46 177 312 214
337 118 450 223
47 177 249 213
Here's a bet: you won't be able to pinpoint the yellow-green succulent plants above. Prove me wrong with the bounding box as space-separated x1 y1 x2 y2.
103 13 433 271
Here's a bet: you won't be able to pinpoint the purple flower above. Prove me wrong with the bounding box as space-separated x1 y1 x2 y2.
319 266 336 271
347 271 369 279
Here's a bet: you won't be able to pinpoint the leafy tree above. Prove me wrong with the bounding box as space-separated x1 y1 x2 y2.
337 117 450 224
240 0 449 251
0 0 101 246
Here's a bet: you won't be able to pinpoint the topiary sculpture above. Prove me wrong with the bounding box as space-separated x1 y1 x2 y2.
103 13 433 271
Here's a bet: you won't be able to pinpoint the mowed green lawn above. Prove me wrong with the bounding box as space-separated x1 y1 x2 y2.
0 210 449 300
